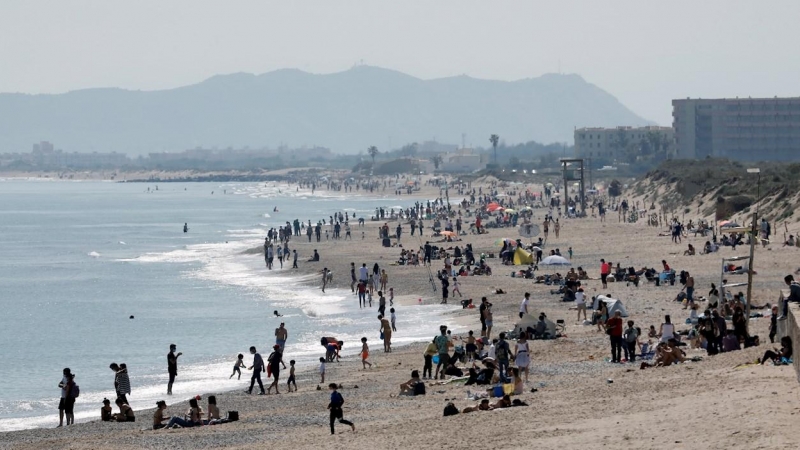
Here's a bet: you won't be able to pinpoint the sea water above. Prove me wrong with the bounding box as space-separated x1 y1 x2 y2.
0 180 455 431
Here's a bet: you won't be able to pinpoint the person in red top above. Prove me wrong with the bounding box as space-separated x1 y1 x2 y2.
662 260 670 272
475 216 482 234
600 259 610 289
606 311 624 363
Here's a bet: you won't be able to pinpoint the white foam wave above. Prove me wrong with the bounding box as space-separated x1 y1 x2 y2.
88 251 100 258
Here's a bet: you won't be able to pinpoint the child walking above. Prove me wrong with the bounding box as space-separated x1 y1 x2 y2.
389 287 394 306
452 277 462 297
319 357 326 383
230 353 245 380
390 308 397 332
287 360 297 392
327 383 355 435
360 337 372 369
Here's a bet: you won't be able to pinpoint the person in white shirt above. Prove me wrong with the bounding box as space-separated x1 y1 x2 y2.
575 288 587 322
519 292 530 318
358 264 369 283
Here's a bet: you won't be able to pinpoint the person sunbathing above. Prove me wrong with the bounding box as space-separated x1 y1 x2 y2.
461 399 491 413
684 244 696 256
489 395 512 410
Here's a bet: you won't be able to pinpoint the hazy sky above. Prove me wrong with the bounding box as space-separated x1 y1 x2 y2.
2 0 799 125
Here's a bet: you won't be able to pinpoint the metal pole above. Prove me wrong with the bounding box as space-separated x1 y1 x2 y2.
746 212 756 333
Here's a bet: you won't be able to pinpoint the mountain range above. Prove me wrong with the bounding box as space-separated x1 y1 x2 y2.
0 66 652 155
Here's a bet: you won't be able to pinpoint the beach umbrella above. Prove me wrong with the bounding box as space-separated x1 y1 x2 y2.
530 246 542 252
545 182 554 188
504 208 517 214
487 203 504 212
494 238 512 246
520 206 533 212
540 255 571 266
720 221 740 228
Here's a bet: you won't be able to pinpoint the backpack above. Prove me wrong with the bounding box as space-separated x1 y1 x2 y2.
71 384 80 398
495 342 508 360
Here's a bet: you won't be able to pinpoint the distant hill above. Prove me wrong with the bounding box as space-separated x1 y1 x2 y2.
0 66 652 155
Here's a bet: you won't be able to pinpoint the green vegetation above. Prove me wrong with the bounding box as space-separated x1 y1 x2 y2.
635 158 800 221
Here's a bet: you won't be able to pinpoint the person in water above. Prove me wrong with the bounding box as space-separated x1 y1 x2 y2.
183 223 188 233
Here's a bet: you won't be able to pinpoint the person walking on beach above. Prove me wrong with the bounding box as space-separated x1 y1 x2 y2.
350 262 357 293
57 367 72 427
230 354 246 379
520 292 530 318
277 246 283 269
266 345 287 394
167 344 181 395
321 267 329 292
606 311 624 363
379 314 392 352
275 322 288 350
380 269 388 292
495 332 511 383
357 281 367 308
440 275 449 304
292 249 298 269
360 337 372 369
327 383 356 435
247 346 266 395
600 259 610 289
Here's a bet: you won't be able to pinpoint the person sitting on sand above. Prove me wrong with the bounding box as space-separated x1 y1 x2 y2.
684 244 696 256
113 398 135 422
153 400 169 429
577 266 589 280
761 336 792 365
399 370 426 396
461 399 492 414
101 398 113 422
166 398 202 428
784 235 796 247
464 360 495 386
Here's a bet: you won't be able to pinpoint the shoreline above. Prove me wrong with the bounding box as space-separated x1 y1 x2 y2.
5 176 800 449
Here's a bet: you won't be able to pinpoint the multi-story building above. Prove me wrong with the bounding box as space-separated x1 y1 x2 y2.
672 97 800 160
573 126 674 160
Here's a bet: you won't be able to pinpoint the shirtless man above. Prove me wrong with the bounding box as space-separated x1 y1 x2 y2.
275 323 288 351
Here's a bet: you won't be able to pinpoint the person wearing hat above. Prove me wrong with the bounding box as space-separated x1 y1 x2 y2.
266 345 287 394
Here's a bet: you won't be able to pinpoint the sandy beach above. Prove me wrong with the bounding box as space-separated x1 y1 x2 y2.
4 177 800 450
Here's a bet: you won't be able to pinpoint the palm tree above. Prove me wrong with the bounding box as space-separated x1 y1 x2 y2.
431 155 443 170
489 134 500 164
367 146 379 166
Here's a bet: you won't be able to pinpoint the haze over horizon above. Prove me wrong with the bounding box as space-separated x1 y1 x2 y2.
2 1 799 126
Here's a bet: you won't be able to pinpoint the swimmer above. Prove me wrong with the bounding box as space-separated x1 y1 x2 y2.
274 310 283 317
